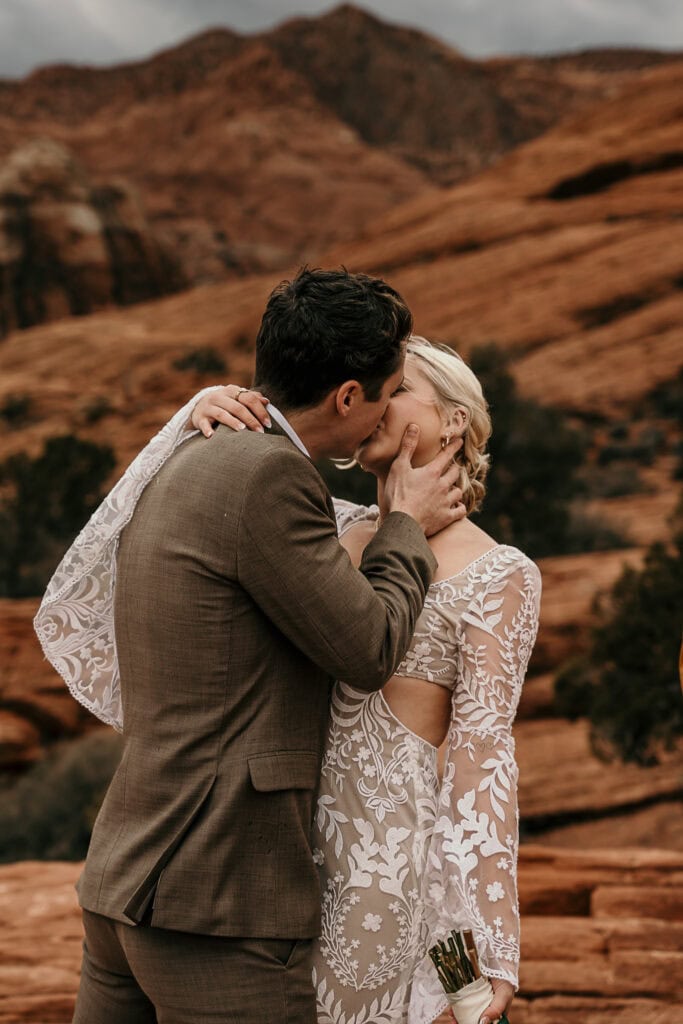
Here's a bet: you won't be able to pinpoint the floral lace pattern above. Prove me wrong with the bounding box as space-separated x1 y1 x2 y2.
333 504 541 1022
312 685 439 1023
33 387 222 730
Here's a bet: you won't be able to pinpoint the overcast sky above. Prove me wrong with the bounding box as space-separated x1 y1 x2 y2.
1 0 682 79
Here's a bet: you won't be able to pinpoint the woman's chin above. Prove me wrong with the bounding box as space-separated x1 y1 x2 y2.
356 439 397 475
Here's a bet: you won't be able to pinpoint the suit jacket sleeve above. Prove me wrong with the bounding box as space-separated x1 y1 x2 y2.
237 447 436 691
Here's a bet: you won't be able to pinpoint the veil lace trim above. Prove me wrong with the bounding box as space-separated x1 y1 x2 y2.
33 387 221 731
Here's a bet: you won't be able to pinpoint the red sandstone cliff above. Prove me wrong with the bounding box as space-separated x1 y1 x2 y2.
0 9 680 858
0 4 679 297
1 850 681 1022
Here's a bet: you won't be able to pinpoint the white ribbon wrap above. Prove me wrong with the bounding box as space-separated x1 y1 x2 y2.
445 977 494 1024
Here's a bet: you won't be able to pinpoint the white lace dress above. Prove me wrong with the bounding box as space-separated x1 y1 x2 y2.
34 395 541 1024
312 502 541 1024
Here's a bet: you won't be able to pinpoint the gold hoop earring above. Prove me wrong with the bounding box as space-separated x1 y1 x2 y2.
440 434 452 449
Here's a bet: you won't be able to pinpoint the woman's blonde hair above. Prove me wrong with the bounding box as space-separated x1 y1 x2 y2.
407 336 492 513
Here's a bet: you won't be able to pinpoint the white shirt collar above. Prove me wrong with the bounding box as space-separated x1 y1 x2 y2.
265 403 310 458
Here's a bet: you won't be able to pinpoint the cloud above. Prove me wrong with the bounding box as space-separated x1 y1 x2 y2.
1 0 682 79
0 0 124 77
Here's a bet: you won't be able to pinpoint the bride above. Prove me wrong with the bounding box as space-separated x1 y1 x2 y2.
37 337 540 1024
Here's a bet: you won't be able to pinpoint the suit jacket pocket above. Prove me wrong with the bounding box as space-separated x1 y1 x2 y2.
248 751 320 792
122 774 216 923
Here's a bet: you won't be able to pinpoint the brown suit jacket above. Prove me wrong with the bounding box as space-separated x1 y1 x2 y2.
77 423 436 938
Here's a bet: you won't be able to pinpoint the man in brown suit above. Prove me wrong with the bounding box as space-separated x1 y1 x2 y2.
73 269 464 1023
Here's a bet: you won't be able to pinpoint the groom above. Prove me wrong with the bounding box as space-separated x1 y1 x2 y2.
73 268 463 1023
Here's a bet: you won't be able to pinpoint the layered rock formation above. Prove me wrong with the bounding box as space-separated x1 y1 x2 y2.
1 848 681 1023
266 6 683 184
0 15 680 863
0 139 185 336
0 5 679 290
325 62 683 420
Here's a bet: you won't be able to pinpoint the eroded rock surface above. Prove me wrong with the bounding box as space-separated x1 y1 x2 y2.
0 6 679 289
1 849 682 1022
0 139 185 336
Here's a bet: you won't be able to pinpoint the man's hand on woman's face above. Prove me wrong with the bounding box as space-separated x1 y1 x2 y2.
384 425 467 537
189 386 271 437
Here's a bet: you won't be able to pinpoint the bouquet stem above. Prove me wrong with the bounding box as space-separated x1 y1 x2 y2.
429 930 510 1024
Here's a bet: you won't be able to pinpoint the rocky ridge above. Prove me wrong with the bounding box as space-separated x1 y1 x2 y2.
0 26 680 850
1 849 681 1022
323 62 683 419
0 138 185 336
0 5 680 293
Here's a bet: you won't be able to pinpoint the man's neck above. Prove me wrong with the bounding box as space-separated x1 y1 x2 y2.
282 406 339 463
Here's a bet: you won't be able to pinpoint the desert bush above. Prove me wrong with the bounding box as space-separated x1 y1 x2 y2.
581 463 646 499
597 440 660 467
0 731 122 862
673 440 683 481
561 510 630 552
0 434 115 596
173 347 227 374
555 523 683 765
468 344 619 558
82 395 113 424
647 367 683 422
233 332 253 352
637 425 666 453
607 422 629 441
0 393 32 427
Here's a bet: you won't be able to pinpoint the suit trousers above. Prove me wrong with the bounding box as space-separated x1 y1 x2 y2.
73 909 317 1024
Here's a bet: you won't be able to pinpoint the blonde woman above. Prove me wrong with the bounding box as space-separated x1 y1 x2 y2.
41 337 540 1024
190 339 540 1024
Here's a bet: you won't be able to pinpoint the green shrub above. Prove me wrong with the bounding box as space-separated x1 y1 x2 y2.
555 524 683 765
647 367 683 423
0 394 32 427
82 395 113 424
173 347 227 374
0 732 122 862
468 344 621 558
0 434 116 596
581 462 646 499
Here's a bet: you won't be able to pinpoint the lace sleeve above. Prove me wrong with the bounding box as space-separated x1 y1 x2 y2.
33 386 222 731
423 554 541 990
332 498 379 537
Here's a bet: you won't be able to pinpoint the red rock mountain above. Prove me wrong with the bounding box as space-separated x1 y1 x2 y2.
0 60 680 489
0 3 680 300
0 139 186 336
323 62 683 419
0 8 681 862
0 60 681 844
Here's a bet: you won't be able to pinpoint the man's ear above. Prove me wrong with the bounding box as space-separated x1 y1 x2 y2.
335 380 362 417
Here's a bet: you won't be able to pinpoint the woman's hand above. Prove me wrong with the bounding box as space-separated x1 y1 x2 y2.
188 386 271 437
433 978 514 1024
479 978 514 1023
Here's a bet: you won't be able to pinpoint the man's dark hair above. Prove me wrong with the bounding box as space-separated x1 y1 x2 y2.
253 268 412 410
